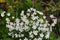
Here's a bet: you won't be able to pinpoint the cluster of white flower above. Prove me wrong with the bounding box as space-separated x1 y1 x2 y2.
0 8 57 40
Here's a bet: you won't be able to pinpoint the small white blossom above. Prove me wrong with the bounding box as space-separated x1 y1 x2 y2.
20 22 24 26
32 25 37 29
21 10 24 16
10 22 13 26
34 38 38 40
6 18 10 22
27 13 30 16
40 33 44 38
33 30 38 35
19 39 22 40
12 16 15 19
38 37 42 40
33 12 37 15
29 31 33 35
15 34 18 38
50 26 52 32
1 13 5 17
37 11 43 15
15 18 20 23
45 31 50 39
18 34 21 37
53 19 57 24
39 19 44 23
27 9 31 12
30 8 34 11
50 15 54 18
19 28 24 32
51 23 55 26
1 11 6 17
24 37 28 40
29 34 34 38
43 23 47 27
7 13 10 16
8 33 12 36
33 9 36 12
21 34 24 37
12 34 14 38
38 27 41 31
43 16 46 19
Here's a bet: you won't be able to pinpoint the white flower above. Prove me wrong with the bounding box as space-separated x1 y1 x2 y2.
1 11 6 17
50 26 52 32
38 37 42 40
35 21 39 26
27 13 30 16
33 12 37 15
43 24 47 27
15 18 20 23
9 26 15 31
15 26 20 30
19 39 22 40
15 34 18 38
8 32 13 35
1 13 5 17
29 39 31 40
29 34 34 38
20 22 24 26
19 28 23 32
45 31 50 39
39 28 49 32
34 38 38 40
32 25 37 29
30 8 34 11
6 18 10 22
24 37 28 40
53 19 57 24
24 25 29 31
38 27 41 31
18 34 21 37
31 16 38 20
10 22 13 26
43 16 46 19
29 31 33 35
51 23 55 26
37 11 43 15
7 13 10 16
21 10 24 16
12 16 15 19
6 24 14 31
27 9 31 12
16 23 20 27
39 19 44 23
9 28 14 31
40 24 43 27
50 15 54 18
21 34 24 37
21 15 27 22
43 28 49 31
33 9 36 12
25 20 29 25
40 33 44 38
11 34 14 38
33 30 38 35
